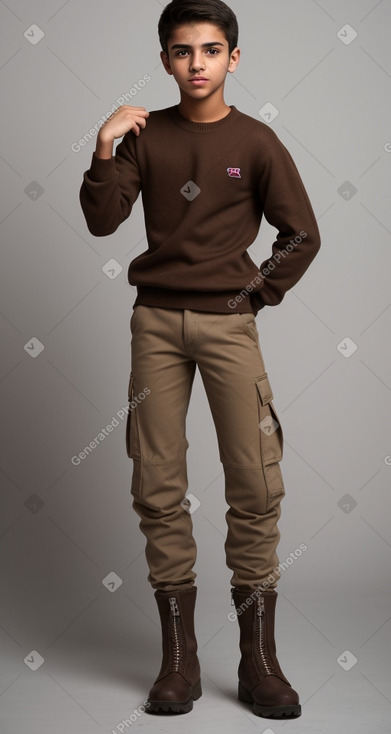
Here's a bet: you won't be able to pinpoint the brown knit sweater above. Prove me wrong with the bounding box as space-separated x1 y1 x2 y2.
79 104 320 314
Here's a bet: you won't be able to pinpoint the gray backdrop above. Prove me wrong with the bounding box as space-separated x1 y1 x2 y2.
1 1 390 732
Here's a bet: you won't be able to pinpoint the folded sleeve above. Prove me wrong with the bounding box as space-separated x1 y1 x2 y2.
79 133 141 237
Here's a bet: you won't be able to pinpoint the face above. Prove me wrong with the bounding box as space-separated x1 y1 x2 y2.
161 22 240 101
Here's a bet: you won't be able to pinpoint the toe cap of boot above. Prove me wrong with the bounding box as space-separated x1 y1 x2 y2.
252 674 300 707
148 672 193 703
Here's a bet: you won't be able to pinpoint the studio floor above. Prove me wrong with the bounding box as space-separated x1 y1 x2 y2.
1 586 390 734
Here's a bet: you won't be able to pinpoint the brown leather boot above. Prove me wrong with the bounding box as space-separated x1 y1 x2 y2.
146 586 202 714
231 587 301 718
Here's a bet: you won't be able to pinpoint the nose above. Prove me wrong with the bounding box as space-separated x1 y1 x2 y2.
190 51 205 72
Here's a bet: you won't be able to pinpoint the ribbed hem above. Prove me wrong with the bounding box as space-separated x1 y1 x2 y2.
133 286 257 314
168 104 241 134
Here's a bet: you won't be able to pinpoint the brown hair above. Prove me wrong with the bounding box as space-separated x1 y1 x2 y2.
158 0 239 56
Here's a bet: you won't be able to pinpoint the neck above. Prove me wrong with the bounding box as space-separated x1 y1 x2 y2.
177 92 231 123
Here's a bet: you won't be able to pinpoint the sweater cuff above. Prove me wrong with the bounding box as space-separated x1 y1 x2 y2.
88 152 118 182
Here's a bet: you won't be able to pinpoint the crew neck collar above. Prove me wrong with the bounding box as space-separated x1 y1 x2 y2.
168 104 240 133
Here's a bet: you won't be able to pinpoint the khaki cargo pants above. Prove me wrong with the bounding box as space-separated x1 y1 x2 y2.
126 305 286 592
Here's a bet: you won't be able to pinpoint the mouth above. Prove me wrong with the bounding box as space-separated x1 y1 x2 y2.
189 77 209 84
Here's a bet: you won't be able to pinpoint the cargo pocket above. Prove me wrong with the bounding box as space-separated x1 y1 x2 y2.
125 372 143 499
255 373 285 510
125 372 135 459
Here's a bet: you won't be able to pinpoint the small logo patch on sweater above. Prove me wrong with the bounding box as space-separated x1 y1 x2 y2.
227 167 241 179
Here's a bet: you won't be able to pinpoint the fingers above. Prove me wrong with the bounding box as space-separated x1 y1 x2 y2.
129 113 149 136
99 105 150 141
118 105 149 115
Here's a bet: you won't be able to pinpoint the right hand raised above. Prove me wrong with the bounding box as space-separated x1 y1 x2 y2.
98 105 149 142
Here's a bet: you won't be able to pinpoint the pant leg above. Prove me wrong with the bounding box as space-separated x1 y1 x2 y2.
186 309 285 591
126 305 197 592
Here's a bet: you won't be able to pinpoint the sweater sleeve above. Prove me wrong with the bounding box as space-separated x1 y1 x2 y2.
79 133 141 237
251 128 321 310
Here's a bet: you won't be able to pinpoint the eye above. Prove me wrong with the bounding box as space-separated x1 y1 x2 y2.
176 50 189 57
207 48 219 55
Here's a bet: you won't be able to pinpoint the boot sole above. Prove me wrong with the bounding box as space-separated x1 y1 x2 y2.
146 679 202 714
238 681 302 718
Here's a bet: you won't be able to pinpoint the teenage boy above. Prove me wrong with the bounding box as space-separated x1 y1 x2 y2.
79 0 320 720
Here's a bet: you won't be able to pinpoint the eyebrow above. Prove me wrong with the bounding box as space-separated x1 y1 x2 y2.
170 42 225 50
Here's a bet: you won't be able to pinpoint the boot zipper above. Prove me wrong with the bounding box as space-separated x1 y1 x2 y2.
256 595 273 674
169 597 181 672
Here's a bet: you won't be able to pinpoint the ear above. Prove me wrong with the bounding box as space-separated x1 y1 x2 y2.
160 50 174 76
227 46 240 74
